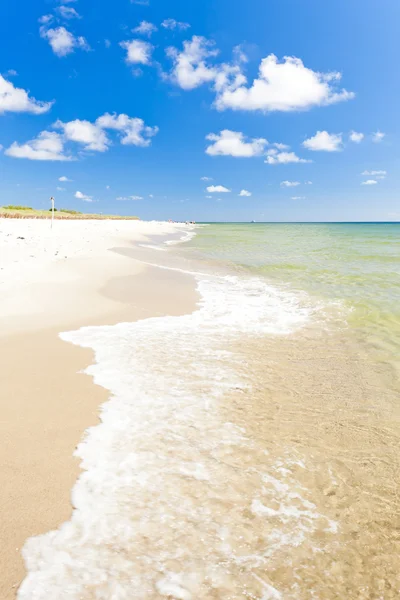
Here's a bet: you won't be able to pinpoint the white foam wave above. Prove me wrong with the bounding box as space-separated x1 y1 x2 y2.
18 271 334 599
165 230 197 246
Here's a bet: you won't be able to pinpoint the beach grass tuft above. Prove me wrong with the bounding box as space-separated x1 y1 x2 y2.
0 206 139 220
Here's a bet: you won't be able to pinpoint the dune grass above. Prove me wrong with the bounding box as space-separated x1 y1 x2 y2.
0 206 139 220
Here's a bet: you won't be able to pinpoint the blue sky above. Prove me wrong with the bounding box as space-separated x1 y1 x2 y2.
0 0 399 221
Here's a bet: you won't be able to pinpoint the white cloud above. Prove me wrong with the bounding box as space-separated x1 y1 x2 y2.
149 194 153 198
205 195 212 198
305 180 313 185
162 19 190 31
5 131 70 161
281 181 300 187
291 196 305 200
120 39 153 65
7 113 158 162
55 118 109 151
40 26 90 57
116 195 143 200
206 185 231 193
133 21 157 36
104 39 111 48
38 14 54 25
75 190 93 201
0 74 52 114
372 131 385 143
349 131 364 143
361 179 378 185
205 129 268 157
239 189 252 197
201 176 213 181
215 54 354 112
265 149 311 165
273 142 289 150
361 170 386 179
96 113 158 146
56 186 66 191
57 6 81 19
166 36 218 90
303 130 342 152
59 175 72 181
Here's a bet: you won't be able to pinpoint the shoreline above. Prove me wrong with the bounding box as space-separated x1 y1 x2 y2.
0 220 198 599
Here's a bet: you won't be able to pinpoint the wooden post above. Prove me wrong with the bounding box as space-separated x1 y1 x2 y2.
50 196 55 229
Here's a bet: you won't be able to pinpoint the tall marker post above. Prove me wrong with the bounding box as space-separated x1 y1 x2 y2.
50 196 55 229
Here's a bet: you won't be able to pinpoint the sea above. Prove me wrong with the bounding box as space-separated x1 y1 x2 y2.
19 223 400 600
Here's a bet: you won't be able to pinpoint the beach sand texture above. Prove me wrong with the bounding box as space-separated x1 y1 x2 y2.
1 218 400 599
0 218 198 599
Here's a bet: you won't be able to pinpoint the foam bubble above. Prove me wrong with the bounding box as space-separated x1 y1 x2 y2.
18 270 335 599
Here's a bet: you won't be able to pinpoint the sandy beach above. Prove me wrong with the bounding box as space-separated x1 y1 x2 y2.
0 218 198 599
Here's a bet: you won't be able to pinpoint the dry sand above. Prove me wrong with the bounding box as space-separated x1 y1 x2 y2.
0 219 198 599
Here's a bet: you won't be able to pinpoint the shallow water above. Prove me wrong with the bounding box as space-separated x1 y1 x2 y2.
18 223 400 599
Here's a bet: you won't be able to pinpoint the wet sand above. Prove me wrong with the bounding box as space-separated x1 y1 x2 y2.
0 232 198 599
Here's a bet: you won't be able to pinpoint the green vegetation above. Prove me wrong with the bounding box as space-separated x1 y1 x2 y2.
0 205 139 220
3 205 33 210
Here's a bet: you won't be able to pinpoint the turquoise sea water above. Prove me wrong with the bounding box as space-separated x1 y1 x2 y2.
20 222 400 599
184 222 400 367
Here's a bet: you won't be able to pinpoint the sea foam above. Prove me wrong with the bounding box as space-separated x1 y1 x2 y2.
18 268 336 599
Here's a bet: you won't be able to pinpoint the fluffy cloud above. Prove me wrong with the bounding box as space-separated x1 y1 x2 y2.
96 113 158 146
75 191 93 201
239 189 251 197
56 6 81 19
361 179 378 185
291 196 305 200
59 175 72 181
120 39 153 64
7 113 158 161
5 131 70 161
40 26 90 57
55 118 109 151
372 131 385 143
166 36 218 90
273 142 289 150
0 75 52 115
349 131 364 143
265 149 311 165
303 130 342 152
361 170 386 179
201 176 213 181
38 14 54 25
215 54 354 112
206 185 231 193
281 181 300 187
162 19 190 31
133 21 158 36
205 129 268 157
